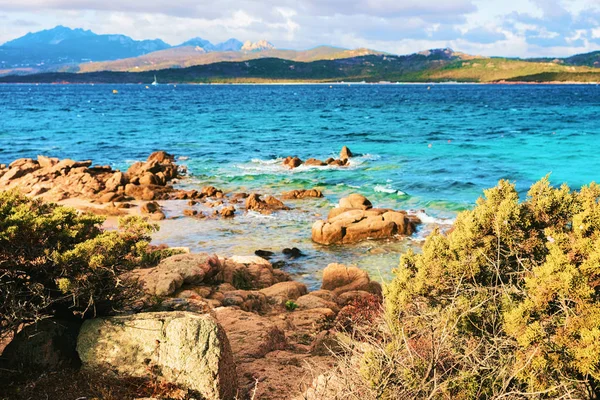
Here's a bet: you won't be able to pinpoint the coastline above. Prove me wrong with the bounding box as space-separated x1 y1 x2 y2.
1 80 599 85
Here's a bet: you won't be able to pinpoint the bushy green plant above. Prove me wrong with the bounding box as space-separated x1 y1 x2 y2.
0 191 160 338
285 300 298 311
364 177 600 399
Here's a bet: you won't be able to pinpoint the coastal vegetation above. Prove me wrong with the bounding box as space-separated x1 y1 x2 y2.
0 190 169 339
326 177 600 399
3 52 600 84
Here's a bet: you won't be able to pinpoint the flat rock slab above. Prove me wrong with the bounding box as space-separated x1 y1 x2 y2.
77 311 237 400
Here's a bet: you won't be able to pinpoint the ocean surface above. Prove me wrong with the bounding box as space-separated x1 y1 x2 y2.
1 83 599 288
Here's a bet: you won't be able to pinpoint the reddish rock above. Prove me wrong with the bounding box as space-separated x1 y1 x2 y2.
283 156 303 169
246 193 289 213
281 189 323 200
305 158 327 166
339 146 353 160
183 209 198 217
312 194 418 245
220 205 236 218
321 263 382 297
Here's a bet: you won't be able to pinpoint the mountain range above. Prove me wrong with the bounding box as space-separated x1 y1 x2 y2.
0 26 324 75
1 26 600 83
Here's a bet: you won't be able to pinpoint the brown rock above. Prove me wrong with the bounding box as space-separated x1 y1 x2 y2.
245 193 289 213
343 216 396 243
313 195 418 245
339 146 353 160
217 256 285 290
149 211 166 221
260 281 308 305
104 171 125 192
286 308 336 335
127 253 221 296
98 191 120 204
140 201 161 214
281 189 323 200
283 156 303 169
220 205 235 218
327 159 347 167
183 209 198 217
222 290 268 312
382 210 416 235
305 158 327 166
37 155 59 168
339 193 372 210
202 186 223 198
296 294 339 313
214 308 288 360
125 183 155 200
321 263 382 296
147 150 174 163
138 172 158 186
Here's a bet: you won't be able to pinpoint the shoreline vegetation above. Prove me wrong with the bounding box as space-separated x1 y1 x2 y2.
2 54 600 85
2 149 600 398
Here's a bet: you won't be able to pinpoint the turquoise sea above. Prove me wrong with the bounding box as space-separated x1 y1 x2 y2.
1 84 599 287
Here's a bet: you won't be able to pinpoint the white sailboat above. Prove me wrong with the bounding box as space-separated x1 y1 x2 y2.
151 75 158 86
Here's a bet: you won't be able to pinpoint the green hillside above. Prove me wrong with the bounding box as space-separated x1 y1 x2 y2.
1 51 599 84
77 46 385 73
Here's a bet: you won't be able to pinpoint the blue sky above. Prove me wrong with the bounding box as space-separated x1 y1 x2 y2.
1 0 600 57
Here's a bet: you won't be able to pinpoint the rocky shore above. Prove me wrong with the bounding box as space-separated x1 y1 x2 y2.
0 149 420 399
3 250 383 399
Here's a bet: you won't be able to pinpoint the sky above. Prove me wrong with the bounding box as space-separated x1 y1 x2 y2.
1 0 600 57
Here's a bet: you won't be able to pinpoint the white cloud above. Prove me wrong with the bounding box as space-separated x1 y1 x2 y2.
1 0 600 57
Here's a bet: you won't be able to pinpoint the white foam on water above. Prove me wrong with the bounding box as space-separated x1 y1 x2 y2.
236 154 379 175
413 211 455 225
373 183 407 196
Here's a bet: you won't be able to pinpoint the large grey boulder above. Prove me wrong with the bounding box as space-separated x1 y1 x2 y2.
77 311 237 400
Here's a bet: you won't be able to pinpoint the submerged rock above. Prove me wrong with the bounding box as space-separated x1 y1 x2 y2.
245 193 289 213
281 189 323 200
77 311 237 400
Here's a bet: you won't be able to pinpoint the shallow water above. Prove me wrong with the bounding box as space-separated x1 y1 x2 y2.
1 83 599 288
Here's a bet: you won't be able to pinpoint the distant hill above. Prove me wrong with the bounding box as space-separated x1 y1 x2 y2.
2 26 600 83
0 26 384 75
77 45 386 73
2 49 599 84
0 26 169 69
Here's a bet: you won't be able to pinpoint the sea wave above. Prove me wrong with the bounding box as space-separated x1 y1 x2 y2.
373 183 407 196
413 211 455 225
235 153 378 174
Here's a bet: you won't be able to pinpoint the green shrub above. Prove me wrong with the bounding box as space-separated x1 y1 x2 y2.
0 191 160 338
285 300 298 311
368 177 600 399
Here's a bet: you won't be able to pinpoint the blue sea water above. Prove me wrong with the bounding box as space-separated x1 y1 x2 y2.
1 83 599 287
